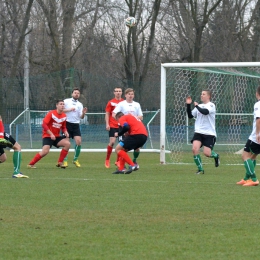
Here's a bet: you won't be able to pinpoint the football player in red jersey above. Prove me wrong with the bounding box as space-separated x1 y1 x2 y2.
104 87 124 168
27 99 70 168
113 112 148 174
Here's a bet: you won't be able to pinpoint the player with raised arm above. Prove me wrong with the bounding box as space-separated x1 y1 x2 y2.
27 99 70 168
63 88 87 168
113 112 148 174
186 90 220 174
0 115 28 178
105 87 124 168
112 88 143 168
236 86 260 186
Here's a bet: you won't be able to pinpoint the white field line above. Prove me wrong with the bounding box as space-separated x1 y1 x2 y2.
0 177 237 185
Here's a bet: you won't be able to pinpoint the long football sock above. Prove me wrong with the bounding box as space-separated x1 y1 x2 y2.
210 150 218 158
58 149 68 163
133 150 140 163
243 159 256 180
0 120 4 138
118 157 126 171
106 145 113 160
29 153 42 166
13 151 21 174
194 154 203 171
73 145 81 161
118 150 135 166
63 156 68 162
244 159 257 181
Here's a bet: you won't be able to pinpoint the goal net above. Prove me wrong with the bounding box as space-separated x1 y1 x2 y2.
160 62 260 165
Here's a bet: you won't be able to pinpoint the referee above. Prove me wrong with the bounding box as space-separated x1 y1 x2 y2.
63 88 87 167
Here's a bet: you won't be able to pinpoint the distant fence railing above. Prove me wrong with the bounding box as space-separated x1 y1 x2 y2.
9 110 160 150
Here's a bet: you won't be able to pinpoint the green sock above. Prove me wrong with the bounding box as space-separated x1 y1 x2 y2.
13 151 21 174
194 154 203 171
243 160 256 180
244 159 256 180
210 150 218 158
74 145 81 161
253 159 256 168
133 150 140 163
63 156 68 162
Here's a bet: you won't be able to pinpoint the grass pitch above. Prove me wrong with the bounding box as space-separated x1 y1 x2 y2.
0 151 260 260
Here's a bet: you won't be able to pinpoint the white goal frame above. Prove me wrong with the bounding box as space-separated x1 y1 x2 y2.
160 62 260 164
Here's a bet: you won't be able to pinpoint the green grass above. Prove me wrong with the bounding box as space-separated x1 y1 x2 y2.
0 151 259 260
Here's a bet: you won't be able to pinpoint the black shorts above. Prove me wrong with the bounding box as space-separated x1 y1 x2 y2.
0 133 16 155
244 139 260 154
191 133 216 149
66 122 81 138
109 127 119 138
42 136 66 148
119 134 147 151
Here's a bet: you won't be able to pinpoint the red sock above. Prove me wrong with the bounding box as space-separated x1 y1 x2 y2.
0 120 4 138
58 149 68 163
116 154 120 163
118 157 125 171
118 150 135 166
106 145 113 160
29 153 42 165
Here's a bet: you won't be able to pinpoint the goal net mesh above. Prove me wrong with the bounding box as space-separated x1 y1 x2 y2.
163 65 260 165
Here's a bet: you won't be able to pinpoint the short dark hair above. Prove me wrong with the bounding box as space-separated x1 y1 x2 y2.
115 112 124 119
72 88 80 93
56 99 64 104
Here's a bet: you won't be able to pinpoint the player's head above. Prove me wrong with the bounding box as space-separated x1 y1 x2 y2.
256 86 260 99
114 87 123 99
201 90 212 102
71 88 81 100
56 99 65 112
125 88 134 102
115 112 124 120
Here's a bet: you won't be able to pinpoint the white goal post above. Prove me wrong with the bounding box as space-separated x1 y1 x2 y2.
160 62 260 165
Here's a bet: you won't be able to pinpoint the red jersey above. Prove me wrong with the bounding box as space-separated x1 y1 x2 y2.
118 114 148 136
42 110 67 138
105 98 124 128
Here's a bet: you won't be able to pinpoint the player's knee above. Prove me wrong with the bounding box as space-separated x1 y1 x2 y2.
64 141 71 150
192 147 199 154
109 141 115 147
115 145 122 154
12 142 21 151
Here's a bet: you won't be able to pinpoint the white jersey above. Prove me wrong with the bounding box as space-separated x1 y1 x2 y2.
64 98 83 124
113 100 143 117
192 101 216 136
249 100 260 143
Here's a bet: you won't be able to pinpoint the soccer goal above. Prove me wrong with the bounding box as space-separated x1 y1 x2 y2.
160 62 260 165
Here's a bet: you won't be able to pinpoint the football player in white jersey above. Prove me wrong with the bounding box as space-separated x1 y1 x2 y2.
186 90 220 174
112 88 143 168
63 88 87 167
236 86 260 186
